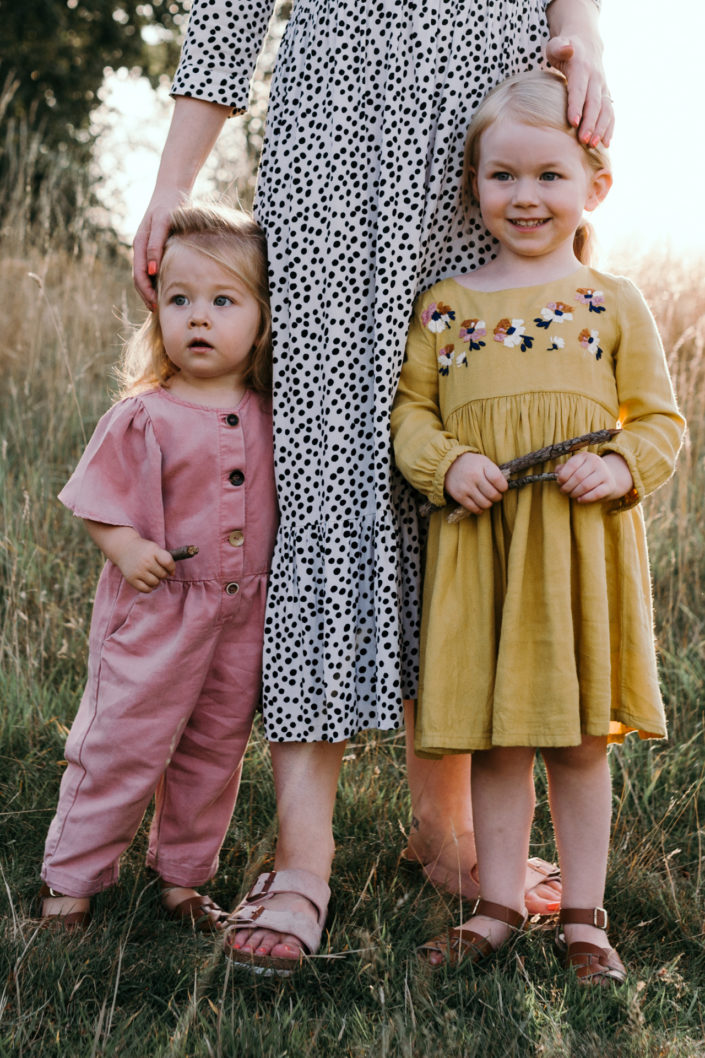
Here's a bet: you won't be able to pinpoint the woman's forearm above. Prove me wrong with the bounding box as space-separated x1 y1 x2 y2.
546 0 602 47
150 95 231 198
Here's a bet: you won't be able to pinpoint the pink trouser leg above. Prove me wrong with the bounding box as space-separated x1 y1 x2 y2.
42 586 264 898
146 635 262 886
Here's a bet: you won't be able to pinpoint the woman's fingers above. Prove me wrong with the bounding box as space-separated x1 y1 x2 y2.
545 35 614 147
132 202 177 307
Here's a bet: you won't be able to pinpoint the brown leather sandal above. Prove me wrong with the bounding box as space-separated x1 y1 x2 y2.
556 906 627 986
159 882 231 934
418 897 527 969
38 883 91 931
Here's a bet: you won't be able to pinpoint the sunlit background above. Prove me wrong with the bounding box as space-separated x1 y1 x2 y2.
94 0 703 261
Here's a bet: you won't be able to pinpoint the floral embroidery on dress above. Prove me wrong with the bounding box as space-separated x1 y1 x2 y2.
459 318 486 351
547 336 565 351
534 301 573 329
576 288 606 314
579 328 603 360
437 344 455 375
493 318 534 352
422 301 456 332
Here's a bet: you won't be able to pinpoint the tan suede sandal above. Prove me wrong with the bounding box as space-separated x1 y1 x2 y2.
159 881 231 934
555 906 627 986
418 897 527 969
223 868 330 977
38 884 91 931
400 848 560 911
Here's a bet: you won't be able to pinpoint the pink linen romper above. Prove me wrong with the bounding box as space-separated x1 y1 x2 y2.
42 387 277 896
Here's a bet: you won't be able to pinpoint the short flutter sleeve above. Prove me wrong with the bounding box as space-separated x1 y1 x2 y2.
58 397 166 544
172 0 280 114
392 293 477 508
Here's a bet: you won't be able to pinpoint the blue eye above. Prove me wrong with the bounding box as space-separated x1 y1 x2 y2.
214 295 233 306
492 171 512 181
172 294 188 305
541 171 561 181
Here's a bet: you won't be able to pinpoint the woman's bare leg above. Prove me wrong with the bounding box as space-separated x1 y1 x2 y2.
228 739 346 960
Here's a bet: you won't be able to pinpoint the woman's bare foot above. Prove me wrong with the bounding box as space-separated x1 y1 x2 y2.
403 829 561 915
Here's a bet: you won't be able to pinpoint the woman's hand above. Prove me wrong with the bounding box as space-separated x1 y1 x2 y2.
545 0 614 147
556 452 633 503
444 452 508 514
133 190 187 308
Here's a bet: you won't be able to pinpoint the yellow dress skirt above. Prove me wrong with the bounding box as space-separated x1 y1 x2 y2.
391 267 685 755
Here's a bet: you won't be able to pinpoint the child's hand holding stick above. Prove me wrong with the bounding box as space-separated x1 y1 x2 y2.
420 428 620 523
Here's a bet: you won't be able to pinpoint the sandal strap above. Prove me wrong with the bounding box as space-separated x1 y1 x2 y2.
559 906 609 930
565 941 627 984
240 869 330 922
226 869 331 956
471 898 527 929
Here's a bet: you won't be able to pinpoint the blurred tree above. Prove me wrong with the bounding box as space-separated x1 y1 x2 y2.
3 0 189 150
1 0 188 238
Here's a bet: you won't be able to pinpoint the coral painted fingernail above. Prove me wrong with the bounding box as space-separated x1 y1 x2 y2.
147 260 158 276
547 902 560 912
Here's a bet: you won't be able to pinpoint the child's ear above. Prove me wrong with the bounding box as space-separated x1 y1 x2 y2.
469 167 479 203
584 168 612 212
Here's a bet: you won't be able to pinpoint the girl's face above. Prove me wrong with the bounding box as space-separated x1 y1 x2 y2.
158 242 261 399
471 119 611 269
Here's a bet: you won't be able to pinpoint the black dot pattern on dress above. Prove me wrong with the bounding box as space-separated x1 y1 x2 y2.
174 0 552 742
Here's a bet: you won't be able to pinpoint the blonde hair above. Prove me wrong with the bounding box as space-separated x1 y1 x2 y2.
119 203 271 397
463 69 611 265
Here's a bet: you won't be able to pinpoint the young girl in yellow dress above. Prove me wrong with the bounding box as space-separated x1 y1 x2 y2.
391 69 685 984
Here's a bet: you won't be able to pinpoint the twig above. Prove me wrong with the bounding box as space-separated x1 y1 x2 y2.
169 545 199 561
420 428 621 522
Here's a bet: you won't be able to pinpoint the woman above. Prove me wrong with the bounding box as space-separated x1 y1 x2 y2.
134 0 613 973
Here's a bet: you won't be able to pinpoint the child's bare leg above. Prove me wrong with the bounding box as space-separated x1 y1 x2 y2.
422 745 535 966
542 735 611 948
469 745 536 943
405 701 560 913
228 739 346 960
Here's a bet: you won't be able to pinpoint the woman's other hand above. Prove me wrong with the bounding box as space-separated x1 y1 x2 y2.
545 0 614 148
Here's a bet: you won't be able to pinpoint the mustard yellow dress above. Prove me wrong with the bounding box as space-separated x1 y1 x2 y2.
391 267 685 755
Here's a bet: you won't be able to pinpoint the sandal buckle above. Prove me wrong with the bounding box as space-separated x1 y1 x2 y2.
593 907 608 929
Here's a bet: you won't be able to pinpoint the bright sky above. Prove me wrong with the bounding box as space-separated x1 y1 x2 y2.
96 0 704 261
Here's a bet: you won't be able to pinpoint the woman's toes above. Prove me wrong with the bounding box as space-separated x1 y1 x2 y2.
269 934 304 960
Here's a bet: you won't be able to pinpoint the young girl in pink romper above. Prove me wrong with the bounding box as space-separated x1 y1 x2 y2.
40 204 277 931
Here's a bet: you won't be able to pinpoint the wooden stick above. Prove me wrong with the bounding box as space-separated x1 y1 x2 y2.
169 545 199 561
420 428 621 522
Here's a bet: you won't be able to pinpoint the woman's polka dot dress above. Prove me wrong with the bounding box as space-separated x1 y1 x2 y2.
173 0 552 742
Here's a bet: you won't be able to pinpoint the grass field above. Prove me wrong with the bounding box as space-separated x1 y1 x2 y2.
1 211 704 1057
